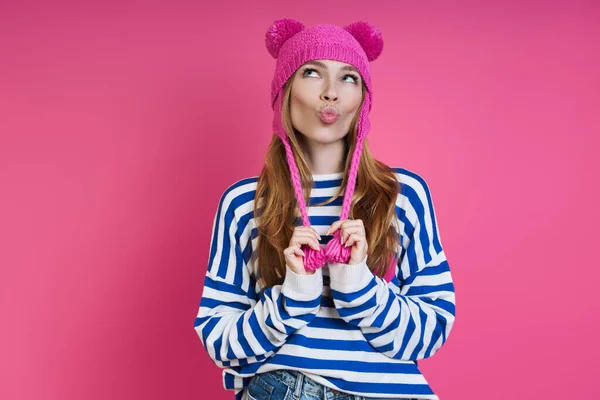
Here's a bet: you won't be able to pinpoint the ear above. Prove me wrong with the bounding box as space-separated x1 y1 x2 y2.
343 21 384 62
265 18 305 59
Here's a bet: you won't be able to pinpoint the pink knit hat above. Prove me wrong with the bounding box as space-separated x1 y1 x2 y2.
265 18 396 282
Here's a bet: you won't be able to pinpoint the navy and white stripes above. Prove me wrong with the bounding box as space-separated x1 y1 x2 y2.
194 168 456 400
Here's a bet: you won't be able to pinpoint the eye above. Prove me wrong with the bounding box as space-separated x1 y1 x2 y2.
302 68 319 77
302 68 359 84
343 74 359 84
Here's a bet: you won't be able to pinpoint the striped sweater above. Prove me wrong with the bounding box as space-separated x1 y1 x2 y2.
194 167 456 399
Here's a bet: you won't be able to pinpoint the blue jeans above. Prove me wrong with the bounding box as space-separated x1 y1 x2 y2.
244 369 421 400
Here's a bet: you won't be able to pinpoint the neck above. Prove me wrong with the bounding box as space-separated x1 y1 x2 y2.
297 134 346 175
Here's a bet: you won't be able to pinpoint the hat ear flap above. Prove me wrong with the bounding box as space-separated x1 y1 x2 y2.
265 18 305 58
343 21 384 62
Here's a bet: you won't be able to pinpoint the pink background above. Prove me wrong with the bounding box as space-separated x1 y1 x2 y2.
1 1 598 399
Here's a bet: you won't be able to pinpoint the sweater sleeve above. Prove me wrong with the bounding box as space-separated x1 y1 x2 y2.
193 186 323 368
327 176 456 360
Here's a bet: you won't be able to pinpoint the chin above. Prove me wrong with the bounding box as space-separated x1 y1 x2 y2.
311 127 347 142
295 123 348 142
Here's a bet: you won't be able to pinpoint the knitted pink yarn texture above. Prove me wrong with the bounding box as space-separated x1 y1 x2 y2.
265 19 396 283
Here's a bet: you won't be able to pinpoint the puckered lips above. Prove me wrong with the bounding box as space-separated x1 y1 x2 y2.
318 106 340 124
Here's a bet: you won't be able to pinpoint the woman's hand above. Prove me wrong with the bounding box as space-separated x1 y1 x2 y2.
283 226 322 275
325 219 368 265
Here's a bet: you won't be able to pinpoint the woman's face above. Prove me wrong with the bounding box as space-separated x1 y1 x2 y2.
290 59 363 144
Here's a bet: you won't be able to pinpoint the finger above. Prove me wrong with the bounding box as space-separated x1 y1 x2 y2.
327 220 346 236
346 233 359 247
325 220 342 236
340 226 357 241
339 221 363 236
294 236 321 251
286 243 306 258
284 248 296 258
344 233 353 247
294 244 306 257
345 233 365 247
292 226 321 240
297 226 322 240
340 226 363 245
311 227 322 240
291 233 321 250
293 231 322 244
333 219 362 237
344 218 363 226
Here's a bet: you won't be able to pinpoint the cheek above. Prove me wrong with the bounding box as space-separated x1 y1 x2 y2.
336 84 363 111
290 89 319 124
290 95 309 123
341 96 363 122
291 84 317 108
348 91 364 112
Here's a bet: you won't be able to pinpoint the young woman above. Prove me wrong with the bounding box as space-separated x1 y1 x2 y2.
194 19 456 400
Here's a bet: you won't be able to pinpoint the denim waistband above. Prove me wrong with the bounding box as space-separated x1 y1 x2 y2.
255 369 421 400
264 369 327 397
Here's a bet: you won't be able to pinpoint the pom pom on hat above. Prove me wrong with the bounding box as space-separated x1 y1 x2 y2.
343 21 384 62
265 18 305 58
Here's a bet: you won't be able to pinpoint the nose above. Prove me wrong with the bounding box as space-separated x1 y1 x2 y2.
320 83 338 103
321 93 338 103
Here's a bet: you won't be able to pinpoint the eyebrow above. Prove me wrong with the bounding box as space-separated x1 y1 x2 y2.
303 60 360 74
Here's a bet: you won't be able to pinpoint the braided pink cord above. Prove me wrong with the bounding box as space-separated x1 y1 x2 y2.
280 135 310 227
281 133 352 271
280 92 396 282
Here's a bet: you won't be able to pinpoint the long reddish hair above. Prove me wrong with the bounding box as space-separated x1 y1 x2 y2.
252 76 402 291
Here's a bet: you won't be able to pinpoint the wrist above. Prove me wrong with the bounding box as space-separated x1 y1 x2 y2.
328 255 371 291
348 256 365 266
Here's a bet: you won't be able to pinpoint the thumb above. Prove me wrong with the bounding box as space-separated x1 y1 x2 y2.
325 220 339 236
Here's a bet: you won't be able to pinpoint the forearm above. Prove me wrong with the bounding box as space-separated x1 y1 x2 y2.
195 266 324 366
328 256 455 360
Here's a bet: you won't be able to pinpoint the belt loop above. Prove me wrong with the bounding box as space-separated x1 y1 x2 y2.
293 371 304 399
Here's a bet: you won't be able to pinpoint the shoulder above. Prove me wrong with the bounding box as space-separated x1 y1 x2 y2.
391 167 433 198
219 175 259 199
390 166 436 216
215 175 260 215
